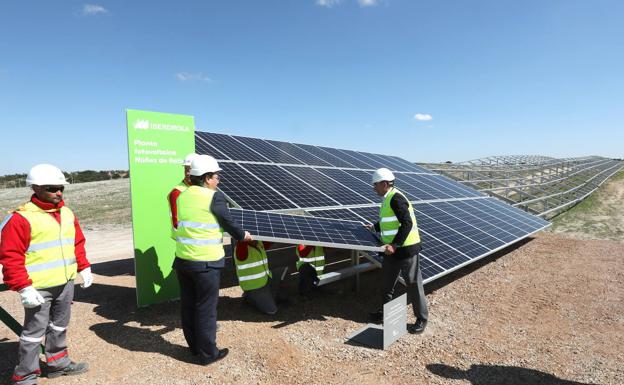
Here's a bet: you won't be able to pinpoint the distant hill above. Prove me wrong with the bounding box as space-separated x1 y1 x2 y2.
0 170 129 189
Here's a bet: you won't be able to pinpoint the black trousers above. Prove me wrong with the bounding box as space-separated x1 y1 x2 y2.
382 252 428 321
175 267 221 362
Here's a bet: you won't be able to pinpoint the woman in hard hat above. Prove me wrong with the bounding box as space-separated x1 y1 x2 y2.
167 153 197 239
173 155 252 365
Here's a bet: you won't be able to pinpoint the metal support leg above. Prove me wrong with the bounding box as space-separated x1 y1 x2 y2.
351 250 360 292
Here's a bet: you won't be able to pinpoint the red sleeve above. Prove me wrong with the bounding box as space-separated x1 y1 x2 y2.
235 242 248 261
168 189 181 228
0 214 32 291
297 244 312 257
74 217 90 272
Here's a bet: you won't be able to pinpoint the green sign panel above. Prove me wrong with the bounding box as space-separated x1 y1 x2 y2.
126 109 195 306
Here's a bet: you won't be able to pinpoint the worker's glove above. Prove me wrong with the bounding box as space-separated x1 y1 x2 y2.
19 286 45 308
79 267 93 288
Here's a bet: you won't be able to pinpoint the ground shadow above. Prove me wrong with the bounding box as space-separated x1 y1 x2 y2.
0 338 18 384
74 238 538 362
427 363 599 385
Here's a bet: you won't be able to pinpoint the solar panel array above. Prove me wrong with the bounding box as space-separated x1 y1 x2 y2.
229 208 382 252
195 131 550 283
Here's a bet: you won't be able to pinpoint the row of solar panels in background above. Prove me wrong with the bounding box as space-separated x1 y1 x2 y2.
196 131 430 173
213 162 483 211
308 197 550 282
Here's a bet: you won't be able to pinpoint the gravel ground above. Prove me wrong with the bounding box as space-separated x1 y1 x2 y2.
1 231 622 385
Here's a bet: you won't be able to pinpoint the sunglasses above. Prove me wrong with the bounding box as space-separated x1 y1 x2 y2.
43 185 65 193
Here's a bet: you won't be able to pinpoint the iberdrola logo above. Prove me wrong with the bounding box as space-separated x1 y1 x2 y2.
134 119 150 129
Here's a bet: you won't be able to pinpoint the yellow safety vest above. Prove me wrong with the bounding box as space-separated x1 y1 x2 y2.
379 188 421 246
234 241 272 291
15 202 77 289
296 245 325 274
175 186 225 262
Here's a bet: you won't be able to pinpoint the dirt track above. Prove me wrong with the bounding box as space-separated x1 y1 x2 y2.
1 176 623 384
1 230 622 385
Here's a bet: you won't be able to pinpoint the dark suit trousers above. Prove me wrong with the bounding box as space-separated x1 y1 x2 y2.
175 267 221 361
382 252 428 321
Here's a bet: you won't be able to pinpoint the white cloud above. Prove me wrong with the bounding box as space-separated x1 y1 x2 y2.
316 0 342 7
175 72 213 83
414 113 433 121
358 0 379 6
82 4 109 16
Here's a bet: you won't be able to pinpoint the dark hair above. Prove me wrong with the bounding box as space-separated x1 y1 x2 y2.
387 180 395 187
190 172 215 186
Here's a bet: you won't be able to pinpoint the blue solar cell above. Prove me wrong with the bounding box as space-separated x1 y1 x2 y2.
394 174 446 200
418 230 471 271
201 133 271 162
414 203 506 250
318 147 376 169
230 209 382 251
413 206 490 259
441 201 520 244
195 132 231 160
419 256 446 281
349 206 381 223
460 199 536 235
307 208 366 222
218 162 298 211
243 164 340 208
291 143 356 168
360 152 413 172
232 136 305 164
265 140 333 166
315 168 380 202
282 166 374 205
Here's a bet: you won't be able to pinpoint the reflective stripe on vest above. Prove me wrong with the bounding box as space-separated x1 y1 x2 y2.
296 245 325 274
234 241 271 291
175 186 225 262
16 202 77 289
379 188 421 246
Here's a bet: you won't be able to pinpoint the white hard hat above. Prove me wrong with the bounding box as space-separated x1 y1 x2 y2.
371 168 395 184
26 164 69 186
182 153 198 166
190 155 222 176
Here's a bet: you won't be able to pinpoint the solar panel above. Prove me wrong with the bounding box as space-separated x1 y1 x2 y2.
359 152 413 172
315 168 380 202
265 140 334 166
232 136 305 164
194 130 551 285
281 166 374 206
318 146 376 169
242 163 340 208
229 208 383 252
291 143 357 168
305 207 366 222
218 162 298 210
195 131 231 160
201 132 271 162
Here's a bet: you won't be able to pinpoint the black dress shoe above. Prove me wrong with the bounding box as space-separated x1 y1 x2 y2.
368 310 383 324
408 319 427 334
200 348 229 365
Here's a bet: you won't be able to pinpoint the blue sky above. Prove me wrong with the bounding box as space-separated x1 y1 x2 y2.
1 0 622 175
